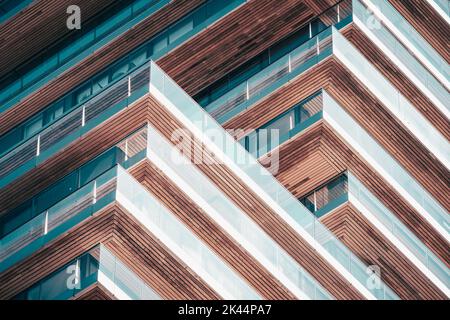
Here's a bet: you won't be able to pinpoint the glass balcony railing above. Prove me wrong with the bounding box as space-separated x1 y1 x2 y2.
144 124 331 300
0 0 33 25
0 0 170 111
0 126 148 240
360 0 449 87
0 130 259 299
0 64 150 188
13 244 161 300
346 172 450 295
353 0 449 118
0 165 119 273
0 0 246 160
299 174 348 219
300 171 449 294
148 61 398 299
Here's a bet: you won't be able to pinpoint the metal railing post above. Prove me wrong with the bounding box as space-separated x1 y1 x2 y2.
36 135 41 156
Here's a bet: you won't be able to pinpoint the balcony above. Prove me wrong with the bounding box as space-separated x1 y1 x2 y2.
148 61 397 299
239 88 449 247
13 244 161 300
300 172 449 296
0 0 247 114
0 0 170 112
144 124 331 299
196 1 448 170
0 128 260 300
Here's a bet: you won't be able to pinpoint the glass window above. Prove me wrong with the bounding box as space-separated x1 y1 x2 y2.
263 110 294 138
43 100 65 125
296 105 312 124
206 0 228 17
129 49 147 70
270 24 309 62
39 263 74 299
247 131 258 158
152 34 168 54
35 171 79 213
79 147 120 186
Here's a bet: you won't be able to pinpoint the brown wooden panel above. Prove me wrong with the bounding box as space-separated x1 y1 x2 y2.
144 95 363 299
73 284 115 300
160 0 315 96
223 57 449 213
388 0 450 63
130 159 295 300
0 205 116 299
321 203 446 299
268 120 449 269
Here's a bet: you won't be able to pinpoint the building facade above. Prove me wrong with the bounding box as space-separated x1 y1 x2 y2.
0 0 448 300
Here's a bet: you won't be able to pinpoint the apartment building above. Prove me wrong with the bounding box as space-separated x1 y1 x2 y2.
0 0 448 300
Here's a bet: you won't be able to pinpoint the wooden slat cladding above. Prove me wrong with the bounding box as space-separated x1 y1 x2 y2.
272 120 449 268
130 159 296 300
0 204 222 300
159 0 315 96
388 0 450 63
222 57 449 212
344 26 450 140
0 0 117 78
144 95 363 300
321 204 446 300
0 0 205 136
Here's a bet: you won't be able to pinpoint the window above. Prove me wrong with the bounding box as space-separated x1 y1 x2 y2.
79 147 123 185
152 34 168 54
43 100 65 125
73 84 92 106
129 49 147 70
0 127 23 155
